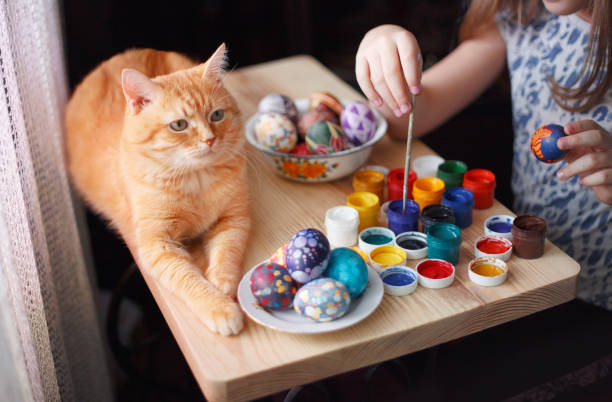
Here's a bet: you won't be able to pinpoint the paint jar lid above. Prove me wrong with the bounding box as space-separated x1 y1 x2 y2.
380 266 418 296
427 222 462 248
474 235 513 261
395 231 428 259
413 155 445 179
468 257 508 286
437 160 468 188
484 215 515 242
421 204 456 229
388 168 417 187
463 169 496 190
353 169 385 189
325 205 360 229
442 187 475 209
416 259 455 289
358 226 396 257
369 245 407 273
347 192 380 213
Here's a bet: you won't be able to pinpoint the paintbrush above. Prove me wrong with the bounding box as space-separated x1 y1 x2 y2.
402 94 416 214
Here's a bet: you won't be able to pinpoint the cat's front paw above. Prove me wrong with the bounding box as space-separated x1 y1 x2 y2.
208 270 239 298
201 298 244 336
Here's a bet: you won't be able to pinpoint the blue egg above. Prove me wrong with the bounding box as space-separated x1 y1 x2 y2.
286 228 330 284
323 247 368 298
293 278 351 322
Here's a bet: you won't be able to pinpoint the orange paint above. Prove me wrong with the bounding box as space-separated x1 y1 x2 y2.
471 263 504 277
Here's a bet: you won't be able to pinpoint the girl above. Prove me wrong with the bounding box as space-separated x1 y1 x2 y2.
355 0 611 309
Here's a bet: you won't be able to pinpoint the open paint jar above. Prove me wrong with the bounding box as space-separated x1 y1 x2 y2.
463 169 496 209
436 160 468 188
421 204 456 234
358 226 396 257
347 191 380 231
369 245 407 273
380 266 418 296
325 205 360 248
484 215 515 242
474 235 513 261
386 199 420 235
512 215 547 259
416 259 455 289
442 187 474 229
427 223 462 265
395 231 428 259
412 177 446 211
468 257 508 286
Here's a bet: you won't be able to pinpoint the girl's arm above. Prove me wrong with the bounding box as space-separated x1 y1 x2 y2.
356 20 507 140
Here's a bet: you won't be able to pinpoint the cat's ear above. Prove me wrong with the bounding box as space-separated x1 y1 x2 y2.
121 69 160 114
201 43 229 80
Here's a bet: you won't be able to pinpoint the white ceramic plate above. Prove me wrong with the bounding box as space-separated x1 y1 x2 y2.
238 263 384 334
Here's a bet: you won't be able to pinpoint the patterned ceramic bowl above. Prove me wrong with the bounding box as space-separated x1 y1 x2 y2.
245 99 387 182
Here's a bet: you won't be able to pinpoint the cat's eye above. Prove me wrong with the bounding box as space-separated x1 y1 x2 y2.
169 119 189 132
210 110 225 122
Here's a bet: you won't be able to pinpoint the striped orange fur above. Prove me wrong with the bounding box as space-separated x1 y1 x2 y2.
65 44 250 335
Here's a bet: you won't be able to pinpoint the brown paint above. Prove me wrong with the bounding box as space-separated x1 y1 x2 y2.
512 215 547 259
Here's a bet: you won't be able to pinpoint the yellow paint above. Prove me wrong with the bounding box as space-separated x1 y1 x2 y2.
471 263 504 277
372 252 404 266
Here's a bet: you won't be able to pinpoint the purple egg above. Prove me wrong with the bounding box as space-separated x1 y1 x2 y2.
286 228 330 284
340 101 377 146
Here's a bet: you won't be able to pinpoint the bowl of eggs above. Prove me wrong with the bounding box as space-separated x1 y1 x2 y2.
245 92 388 182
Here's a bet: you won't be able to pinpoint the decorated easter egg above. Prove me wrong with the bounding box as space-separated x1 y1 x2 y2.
269 243 288 266
250 262 298 310
340 101 377 146
324 247 369 298
258 94 299 123
297 104 340 139
293 278 351 322
286 228 330 284
531 124 567 163
309 91 344 117
305 121 351 155
290 142 312 156
254 113 298 153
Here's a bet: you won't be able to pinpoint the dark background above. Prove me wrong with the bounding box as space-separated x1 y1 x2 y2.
62 1 611 401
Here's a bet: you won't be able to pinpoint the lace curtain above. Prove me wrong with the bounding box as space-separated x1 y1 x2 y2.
0 0 111 400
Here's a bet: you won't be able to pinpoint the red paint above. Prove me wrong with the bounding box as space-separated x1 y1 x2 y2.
463 169 496 209
417 260 453 279
477 237 511 254
388 168 417 200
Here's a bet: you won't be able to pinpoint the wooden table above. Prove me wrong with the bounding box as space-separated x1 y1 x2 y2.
140 56 580 401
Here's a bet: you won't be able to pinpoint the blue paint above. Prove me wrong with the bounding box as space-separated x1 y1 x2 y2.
386 199 420 235
488 222 513 233
383 272 415 286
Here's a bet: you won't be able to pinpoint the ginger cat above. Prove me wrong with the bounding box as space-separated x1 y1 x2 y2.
65 44 250 336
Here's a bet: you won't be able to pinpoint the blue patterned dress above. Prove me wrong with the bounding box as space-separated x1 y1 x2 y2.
496 10 612 310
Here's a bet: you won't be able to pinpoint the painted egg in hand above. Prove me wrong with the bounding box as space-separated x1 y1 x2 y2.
340 100 377 146
309 91 344 117
254 113 298 153
250 262 298 310
269 243 288 266
293 278 351 322
324 247 369 298
297 104 339 139
305 121 351 155
286 228 330 284
531 124 567 163
258 94 299 123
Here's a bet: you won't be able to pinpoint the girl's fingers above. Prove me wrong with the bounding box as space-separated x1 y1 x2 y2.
355 57 382 107
558 128 612 150
396 32 422 96
557 150 612 180
564 120 604 135
379 41 411 115
368 54 401 116
580 168 612 187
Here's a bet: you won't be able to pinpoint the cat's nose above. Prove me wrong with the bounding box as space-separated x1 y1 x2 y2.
204 137 216 147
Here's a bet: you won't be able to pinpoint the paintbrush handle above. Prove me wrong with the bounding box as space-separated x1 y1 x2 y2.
402 94 416 214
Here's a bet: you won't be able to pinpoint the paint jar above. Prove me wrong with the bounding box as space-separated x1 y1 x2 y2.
358 227 396 257
413 155 445 179
324 206 360 248
388 168 417 200
474 235 513 261
512 215 547 259
395 231 428 259
436 160 468 188
441 187 474 229
347 192 380 232
412 177 445 211
484 215 515 242
379 200 391 227
427 222 462 265
386 199 420 235
353 170 385 201
421 204 456 234
468 257 508 287
369 245 407 273
416 259 455 289
462 169 496 209
380 266 418 296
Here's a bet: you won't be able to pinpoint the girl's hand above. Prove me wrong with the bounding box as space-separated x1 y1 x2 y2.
556 120 612 205
356 24 422 118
